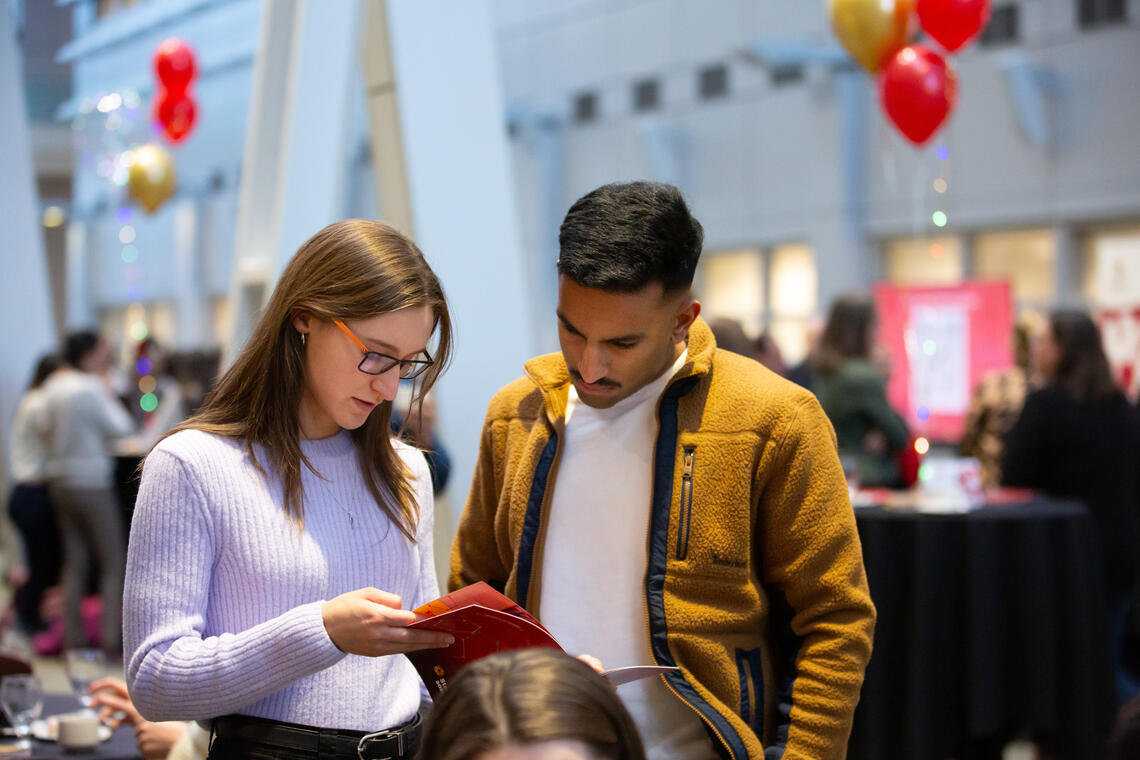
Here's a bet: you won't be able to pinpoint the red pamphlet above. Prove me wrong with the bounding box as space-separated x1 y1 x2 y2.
406 582 676 697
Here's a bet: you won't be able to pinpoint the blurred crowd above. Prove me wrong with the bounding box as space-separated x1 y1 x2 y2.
1 294 1138 759
2 331 220 656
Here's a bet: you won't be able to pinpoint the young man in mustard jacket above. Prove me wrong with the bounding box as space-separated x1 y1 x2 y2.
450 181 875 760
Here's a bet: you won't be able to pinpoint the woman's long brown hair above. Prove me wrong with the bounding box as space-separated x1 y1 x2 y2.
157 220 452 540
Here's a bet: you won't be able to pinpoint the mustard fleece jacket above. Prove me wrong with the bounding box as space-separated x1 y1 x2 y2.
450 317 875 760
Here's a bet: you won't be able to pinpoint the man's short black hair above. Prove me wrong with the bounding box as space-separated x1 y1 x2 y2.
557 181 703 293
63 330 100 368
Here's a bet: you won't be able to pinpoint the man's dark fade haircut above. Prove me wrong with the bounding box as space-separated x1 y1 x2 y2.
557 181 703 294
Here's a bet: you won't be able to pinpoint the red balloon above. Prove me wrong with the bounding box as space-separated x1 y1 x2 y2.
154 90 197 144
879 45 958 146
153 38 197 95
917 0 991 52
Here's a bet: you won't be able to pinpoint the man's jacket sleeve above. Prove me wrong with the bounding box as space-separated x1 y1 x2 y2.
449 411 510 593
758 395 876 760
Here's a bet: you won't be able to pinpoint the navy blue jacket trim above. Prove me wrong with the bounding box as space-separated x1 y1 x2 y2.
766 591 802 757
516 432 558 609
646 377 749 760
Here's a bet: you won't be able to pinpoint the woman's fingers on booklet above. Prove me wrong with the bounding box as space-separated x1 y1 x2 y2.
323 587 455 656
576 654 605 673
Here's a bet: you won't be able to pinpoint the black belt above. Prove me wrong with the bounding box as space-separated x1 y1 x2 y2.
212 712 421 759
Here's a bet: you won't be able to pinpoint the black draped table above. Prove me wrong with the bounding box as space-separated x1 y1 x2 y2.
0 694 140 758
848 495 1115 760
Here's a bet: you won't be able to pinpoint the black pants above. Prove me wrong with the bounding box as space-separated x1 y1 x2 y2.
7 483 60 632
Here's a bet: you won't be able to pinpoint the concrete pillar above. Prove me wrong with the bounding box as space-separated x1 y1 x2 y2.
228 0 361 361
1052 223 1083 307
0 2 58 492
815 68 874 310
384 0 537 559
173 200 205 348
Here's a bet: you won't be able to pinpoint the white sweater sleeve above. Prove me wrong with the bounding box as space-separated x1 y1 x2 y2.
123 449 345 721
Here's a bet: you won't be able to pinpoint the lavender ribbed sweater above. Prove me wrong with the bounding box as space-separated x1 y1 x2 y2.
123 428 438 731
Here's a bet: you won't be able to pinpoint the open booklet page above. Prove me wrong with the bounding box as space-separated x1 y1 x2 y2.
406 582 676 697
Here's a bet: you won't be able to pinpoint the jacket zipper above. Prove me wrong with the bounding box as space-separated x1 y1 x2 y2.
675 448 695 560
661 669 736 758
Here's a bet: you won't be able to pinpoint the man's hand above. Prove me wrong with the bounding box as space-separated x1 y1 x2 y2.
576 654 604 673
322 588 454 657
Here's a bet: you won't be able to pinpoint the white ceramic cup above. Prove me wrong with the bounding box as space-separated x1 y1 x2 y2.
58 712 100 752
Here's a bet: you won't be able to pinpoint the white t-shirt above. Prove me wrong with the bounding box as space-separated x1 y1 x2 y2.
540 350 716 760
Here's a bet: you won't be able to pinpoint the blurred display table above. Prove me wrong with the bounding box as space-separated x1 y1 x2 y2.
848 493 1115 760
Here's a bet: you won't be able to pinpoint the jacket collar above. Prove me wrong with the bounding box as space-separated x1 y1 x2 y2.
523 315 717 424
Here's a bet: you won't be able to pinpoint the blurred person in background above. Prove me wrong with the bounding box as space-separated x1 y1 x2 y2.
785 316 824 392
708 317 752 358
753 331 786 377
416 648 646 760
391 386 451 495
708 318 787 376
39 331 134 654
960 316 1040 488
813 295 910 489
1002 310 1140 707
6 354 62 635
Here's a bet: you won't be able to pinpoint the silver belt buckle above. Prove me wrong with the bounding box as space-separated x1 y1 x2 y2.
357 728 403 760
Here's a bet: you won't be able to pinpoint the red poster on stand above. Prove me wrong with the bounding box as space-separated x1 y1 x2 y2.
874 281 1013 443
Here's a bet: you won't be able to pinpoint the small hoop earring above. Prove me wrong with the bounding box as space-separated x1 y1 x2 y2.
300 333 307 346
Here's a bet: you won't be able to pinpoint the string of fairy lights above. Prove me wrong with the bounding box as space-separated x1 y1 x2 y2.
910 143 953 466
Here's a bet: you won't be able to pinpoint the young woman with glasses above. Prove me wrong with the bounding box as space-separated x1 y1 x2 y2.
123 220 455 760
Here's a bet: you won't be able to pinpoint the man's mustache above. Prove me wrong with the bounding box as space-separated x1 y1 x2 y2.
568 369 620 389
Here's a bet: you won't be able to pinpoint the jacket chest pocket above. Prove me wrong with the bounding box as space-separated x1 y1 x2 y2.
670 439 756 574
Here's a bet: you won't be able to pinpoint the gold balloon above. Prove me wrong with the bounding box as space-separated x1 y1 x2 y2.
127 143 176 214
829 0 915 73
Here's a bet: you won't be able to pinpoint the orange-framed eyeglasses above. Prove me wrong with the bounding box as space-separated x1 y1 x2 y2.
333 320 434 380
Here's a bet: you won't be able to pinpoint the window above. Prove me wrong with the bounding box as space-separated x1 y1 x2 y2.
768 244 818 364
213 296 233 347
699 249 764 336
698 64 728 100
1084 227 1140 305
633 79 660 113
573 91 598 124
973 228 1055 306
96 0 145 18
979 4 1020 46
1079 0 1127 27
697 245 819 365
770 64 805 86
884 236 964 286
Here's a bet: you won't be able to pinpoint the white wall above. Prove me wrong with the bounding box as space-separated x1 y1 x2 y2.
494 0 1140 315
